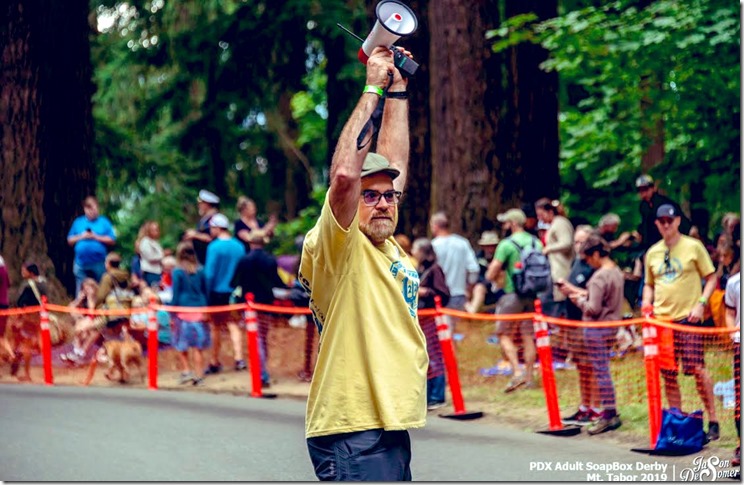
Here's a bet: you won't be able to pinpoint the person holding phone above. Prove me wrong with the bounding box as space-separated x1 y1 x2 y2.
67 196 116 295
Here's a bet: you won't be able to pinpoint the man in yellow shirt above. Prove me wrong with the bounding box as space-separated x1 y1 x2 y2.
642 204 719 441
299 46 427 481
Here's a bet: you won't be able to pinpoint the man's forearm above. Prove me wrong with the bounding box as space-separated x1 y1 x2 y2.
330 93 379 183
376 85 409 193
642 284 654 308
327 93 380 228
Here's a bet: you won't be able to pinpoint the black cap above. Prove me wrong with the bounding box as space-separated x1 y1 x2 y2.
656 204 679 219
521 202 537 219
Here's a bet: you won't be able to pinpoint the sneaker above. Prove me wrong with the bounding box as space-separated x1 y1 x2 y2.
297 370 313 382
204 363 222 375
587 415 622 435
192 377 205 387
427 401 445 411
10 355 20 376
706 421 720 441
562 409 600 426
63 351 85 366
504 375 526 393
261 380 271 389
179 372 196 385
234 360 247 371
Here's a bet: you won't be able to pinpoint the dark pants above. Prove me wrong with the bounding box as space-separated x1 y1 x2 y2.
584 327 617 410
427 374 445 405
307 429 412 481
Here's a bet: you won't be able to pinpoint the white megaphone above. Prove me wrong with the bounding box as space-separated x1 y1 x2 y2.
358 0 418 67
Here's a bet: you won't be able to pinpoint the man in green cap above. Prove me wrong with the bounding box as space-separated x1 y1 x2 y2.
299 46 426 481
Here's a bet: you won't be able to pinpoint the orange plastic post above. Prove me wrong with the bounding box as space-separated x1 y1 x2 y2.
434 296 466 413
147 296 159 390
533 299 562 430
245 294 263 398
39 296 54 385
642 322 662 448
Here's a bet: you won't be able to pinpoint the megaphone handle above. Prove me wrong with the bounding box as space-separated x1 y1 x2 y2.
391 47 418 78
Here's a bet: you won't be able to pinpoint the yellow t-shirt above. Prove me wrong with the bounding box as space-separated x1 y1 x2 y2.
644 235 715 321
299 193 428 439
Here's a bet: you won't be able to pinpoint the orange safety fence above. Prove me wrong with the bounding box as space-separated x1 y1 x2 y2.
4 301 739 447
0 306 42 316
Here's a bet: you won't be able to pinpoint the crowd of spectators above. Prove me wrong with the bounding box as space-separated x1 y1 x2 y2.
0 174 740 456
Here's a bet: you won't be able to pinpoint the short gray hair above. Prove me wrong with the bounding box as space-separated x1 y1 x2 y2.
598 213 620 228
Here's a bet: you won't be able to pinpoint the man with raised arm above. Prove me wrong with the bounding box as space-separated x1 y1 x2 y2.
299 46 426 481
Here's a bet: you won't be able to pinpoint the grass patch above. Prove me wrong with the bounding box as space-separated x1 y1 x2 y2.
452 317 738 449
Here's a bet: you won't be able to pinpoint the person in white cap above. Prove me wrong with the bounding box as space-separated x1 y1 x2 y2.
184 189 220 265
203 213 246 375
299 46 425 481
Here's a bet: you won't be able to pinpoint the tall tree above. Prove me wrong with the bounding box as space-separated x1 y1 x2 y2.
500 0 560 204
1 0 95 298
428 0 502 238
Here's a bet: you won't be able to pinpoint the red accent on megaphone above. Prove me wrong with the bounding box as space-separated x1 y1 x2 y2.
358 48 369 64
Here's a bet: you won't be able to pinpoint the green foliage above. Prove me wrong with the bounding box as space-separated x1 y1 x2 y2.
490 0 740 235
89 0 363 260
270 186 326 255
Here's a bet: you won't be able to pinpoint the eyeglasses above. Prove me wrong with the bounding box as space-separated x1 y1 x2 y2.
361 190 402 207
657 218 674 226
637 186 653 193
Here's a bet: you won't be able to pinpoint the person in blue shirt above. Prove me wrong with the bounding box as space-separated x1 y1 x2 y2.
67 196 116 295
203 213 246 374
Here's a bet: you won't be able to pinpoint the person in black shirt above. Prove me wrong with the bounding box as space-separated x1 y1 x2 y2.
636 175 690 251
184 189 220 265
10 262 48 381
231 230 285 384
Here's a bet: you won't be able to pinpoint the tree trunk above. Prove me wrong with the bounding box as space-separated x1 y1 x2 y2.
500 0 560 205
428 0 501 239
396 0 432 240
1 0 95 300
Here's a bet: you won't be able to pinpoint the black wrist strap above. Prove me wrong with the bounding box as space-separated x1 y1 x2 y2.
356 74 394 150
386 91 408 99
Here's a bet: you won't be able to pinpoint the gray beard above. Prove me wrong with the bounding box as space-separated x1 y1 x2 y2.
360 218 396 245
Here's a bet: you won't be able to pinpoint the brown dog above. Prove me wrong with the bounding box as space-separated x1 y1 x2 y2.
99 328 145 384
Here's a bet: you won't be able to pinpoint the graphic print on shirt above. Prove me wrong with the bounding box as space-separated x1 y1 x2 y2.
298 271 324 335
390 261 420 317
657 255 683 284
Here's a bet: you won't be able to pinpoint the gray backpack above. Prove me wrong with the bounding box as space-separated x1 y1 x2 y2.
509 238 552 297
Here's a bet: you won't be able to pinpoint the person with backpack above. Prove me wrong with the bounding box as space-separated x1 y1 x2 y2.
486 208 551 393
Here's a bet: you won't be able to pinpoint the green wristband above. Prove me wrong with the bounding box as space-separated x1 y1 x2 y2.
363 85 384 97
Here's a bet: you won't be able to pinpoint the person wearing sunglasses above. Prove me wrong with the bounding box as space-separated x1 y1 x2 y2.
299 46 426 481
641 203 719 442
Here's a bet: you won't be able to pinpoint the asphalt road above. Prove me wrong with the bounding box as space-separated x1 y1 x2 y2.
0 385 697 481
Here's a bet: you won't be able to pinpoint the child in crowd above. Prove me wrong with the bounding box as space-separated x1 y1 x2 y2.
158 255 177 304
62 278 101 365
171 242 210 386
